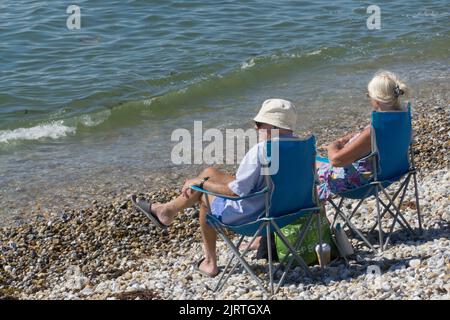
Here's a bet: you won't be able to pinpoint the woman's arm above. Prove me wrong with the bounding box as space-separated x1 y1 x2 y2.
318 132 354 151
327 127 371 167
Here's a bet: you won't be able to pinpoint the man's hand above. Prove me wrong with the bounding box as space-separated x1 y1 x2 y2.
181 178 202 198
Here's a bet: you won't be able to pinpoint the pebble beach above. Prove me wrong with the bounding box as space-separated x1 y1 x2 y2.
0 94 449 300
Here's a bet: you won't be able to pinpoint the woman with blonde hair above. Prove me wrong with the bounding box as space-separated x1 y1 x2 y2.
317 70 410 200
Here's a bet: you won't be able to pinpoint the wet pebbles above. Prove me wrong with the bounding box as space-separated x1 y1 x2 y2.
0 95 448 300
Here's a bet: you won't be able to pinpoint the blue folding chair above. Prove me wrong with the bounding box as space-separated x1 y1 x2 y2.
326 104 422 252
190 136 323 295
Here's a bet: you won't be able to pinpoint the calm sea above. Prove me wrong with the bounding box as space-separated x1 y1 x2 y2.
0 0 448 221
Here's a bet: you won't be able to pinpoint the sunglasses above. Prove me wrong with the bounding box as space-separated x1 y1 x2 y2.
254 121 263 128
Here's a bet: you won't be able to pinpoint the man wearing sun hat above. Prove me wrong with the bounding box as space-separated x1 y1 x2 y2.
131 98 298 277
253 98 297 131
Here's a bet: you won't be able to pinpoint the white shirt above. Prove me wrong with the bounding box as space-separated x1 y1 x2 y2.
211 140 266 225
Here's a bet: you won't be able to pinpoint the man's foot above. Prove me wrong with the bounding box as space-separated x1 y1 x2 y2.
151 203 176 226
194 257 219 278
239 236 262 251
130 195 174 228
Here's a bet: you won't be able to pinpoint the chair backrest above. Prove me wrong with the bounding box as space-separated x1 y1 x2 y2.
264 136 317 217
371 104 412 181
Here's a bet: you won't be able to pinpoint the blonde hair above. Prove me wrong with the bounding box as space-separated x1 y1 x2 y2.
367 71 410 110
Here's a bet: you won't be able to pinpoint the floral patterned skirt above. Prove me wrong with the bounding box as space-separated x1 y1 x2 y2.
317 160 373 201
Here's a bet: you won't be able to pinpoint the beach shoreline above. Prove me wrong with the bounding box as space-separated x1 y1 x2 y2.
0 91 448 300
1 84 448 227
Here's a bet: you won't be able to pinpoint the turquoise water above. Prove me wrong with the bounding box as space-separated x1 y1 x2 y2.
0 0 449 220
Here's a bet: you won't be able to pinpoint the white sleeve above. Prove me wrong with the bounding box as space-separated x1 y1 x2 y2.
227 143 263 197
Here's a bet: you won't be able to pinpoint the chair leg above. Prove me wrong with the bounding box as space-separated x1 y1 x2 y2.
341 187 374 230
215 234 247 292
338 208 376 252
375 189 384 250
409 146 423 235
342 197 365 230
412 171 423 234
382 178 411 250
385 176 413 233
214 235 245 292
368 179 408 233
380 187 414 232
266 224 274 296
215 224 267 293
330 198 343 228
216 226 265 292
316 212 323 270
378 197 413 233
329 199 376 252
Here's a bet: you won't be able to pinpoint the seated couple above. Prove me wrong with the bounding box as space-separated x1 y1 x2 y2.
131 70 410 277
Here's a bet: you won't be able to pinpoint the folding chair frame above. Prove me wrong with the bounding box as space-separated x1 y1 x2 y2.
191 137 324 296
200 177 322 296
329 142 423 253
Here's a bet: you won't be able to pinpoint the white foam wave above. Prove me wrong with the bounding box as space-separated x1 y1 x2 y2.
240 49 325 70
306 49 323 56
79 110 111 127
143 97 158 106
241 58 256 70
0 121 76 143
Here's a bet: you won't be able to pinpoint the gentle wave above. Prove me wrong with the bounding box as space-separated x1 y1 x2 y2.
241 58 256 70
1 32 447 145
0 44 386 142
240 48 326 70
79 110 112 127
0 121 76 144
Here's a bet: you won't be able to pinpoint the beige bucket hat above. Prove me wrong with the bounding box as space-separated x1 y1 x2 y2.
253 98 297 131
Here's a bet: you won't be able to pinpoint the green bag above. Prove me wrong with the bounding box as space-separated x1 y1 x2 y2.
275 207 338 266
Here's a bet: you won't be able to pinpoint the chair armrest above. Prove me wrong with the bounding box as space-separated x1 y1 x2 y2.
357 151 377 162
316 156 329 163
189 185 269 201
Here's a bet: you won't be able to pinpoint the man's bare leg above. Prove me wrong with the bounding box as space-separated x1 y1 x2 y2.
152 167 234 225
197 196 219 276
152 191 201 226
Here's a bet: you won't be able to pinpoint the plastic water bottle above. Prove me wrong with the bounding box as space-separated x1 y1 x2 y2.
315 243 331 267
